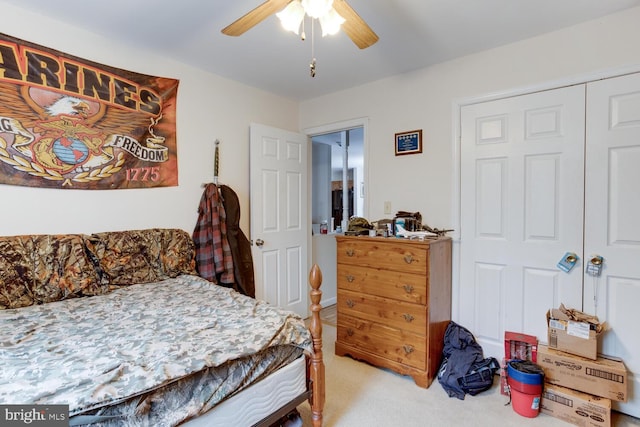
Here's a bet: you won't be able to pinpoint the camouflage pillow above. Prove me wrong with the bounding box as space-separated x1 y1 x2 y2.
84 229 165 286
0 235 35 309
31 234 108 304
159 228 197 277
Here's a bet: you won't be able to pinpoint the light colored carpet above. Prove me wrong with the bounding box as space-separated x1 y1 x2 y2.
299 309 640 426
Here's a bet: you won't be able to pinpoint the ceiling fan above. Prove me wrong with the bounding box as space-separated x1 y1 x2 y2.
221 0 379 49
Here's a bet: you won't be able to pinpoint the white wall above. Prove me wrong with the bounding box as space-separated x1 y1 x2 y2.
0 2 298 236
4 4 640 313
299 7 640 233
312 234 337 307
312 143 332 225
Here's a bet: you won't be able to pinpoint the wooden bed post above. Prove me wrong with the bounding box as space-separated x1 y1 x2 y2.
308 264 325 427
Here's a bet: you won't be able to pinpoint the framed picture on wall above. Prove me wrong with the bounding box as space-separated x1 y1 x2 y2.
394 129 422 156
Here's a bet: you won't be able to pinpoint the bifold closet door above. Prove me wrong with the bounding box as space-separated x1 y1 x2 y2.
585 72 640 418
459 85 586 359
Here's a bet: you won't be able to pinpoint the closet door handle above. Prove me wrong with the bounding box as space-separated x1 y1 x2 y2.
565 253 577 263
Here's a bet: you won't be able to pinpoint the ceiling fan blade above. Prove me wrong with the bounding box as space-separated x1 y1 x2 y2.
333 0 379 49
222 0 292 36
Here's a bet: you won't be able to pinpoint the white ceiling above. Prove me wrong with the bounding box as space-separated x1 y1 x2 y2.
3 0 640 101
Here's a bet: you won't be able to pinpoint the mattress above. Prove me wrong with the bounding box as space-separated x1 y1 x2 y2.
68 344 305 426
0 274 312 426
181 354 307 427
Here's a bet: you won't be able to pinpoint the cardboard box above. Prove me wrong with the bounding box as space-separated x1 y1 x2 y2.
547 306 604 360
500 331 538 396
537 344 627 402
541 383 611 427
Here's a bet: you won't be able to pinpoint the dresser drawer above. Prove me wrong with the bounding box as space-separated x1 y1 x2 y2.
337 263 427 305
337 314 426 370
338 289 426 335
337 238 428 275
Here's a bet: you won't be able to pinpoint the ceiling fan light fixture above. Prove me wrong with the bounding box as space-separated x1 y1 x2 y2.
222 0 379 50
301 0 334 19
319 7 345 36
277 0 305 34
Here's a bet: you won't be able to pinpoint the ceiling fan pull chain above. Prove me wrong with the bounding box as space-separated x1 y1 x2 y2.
310 18 316 77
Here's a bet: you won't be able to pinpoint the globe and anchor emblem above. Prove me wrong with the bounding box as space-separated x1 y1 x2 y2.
27 114 108 174
51 136 90 165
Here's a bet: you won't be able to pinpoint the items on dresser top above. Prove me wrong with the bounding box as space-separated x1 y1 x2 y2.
334 235 452 388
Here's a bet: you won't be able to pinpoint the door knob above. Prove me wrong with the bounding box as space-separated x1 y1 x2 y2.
557 252 579 272
586 255 604 277
255 238 265 247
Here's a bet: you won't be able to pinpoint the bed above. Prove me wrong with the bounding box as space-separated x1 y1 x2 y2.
0 228 324 426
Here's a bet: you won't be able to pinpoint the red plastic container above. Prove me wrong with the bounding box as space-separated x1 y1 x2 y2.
509 386 541 417
508 377 542 395
507 361 544 418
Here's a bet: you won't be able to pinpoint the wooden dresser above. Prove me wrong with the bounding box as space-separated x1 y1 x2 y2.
334 235 452 388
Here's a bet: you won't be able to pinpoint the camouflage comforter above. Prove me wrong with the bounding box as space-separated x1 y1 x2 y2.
0 275 312 418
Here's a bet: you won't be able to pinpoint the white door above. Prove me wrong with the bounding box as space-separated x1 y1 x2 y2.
585 73 640 417
250 123 309 317
459 85 586 359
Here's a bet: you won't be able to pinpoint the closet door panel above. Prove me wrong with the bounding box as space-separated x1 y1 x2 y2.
460 85 585 359
586 72 640 418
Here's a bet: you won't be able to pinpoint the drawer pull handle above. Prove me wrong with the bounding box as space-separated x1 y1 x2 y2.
403 313 415 322
346 275 355 282
347 328 354 337
346 249 355 257
403 345 414 355
346 299 355 308
403 284 414 293
404 254 414 264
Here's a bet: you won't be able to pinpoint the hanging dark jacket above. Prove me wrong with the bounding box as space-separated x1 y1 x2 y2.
438 321 485 399
219 184 255 298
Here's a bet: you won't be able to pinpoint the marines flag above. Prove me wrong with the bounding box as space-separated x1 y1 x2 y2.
0 33 179 189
